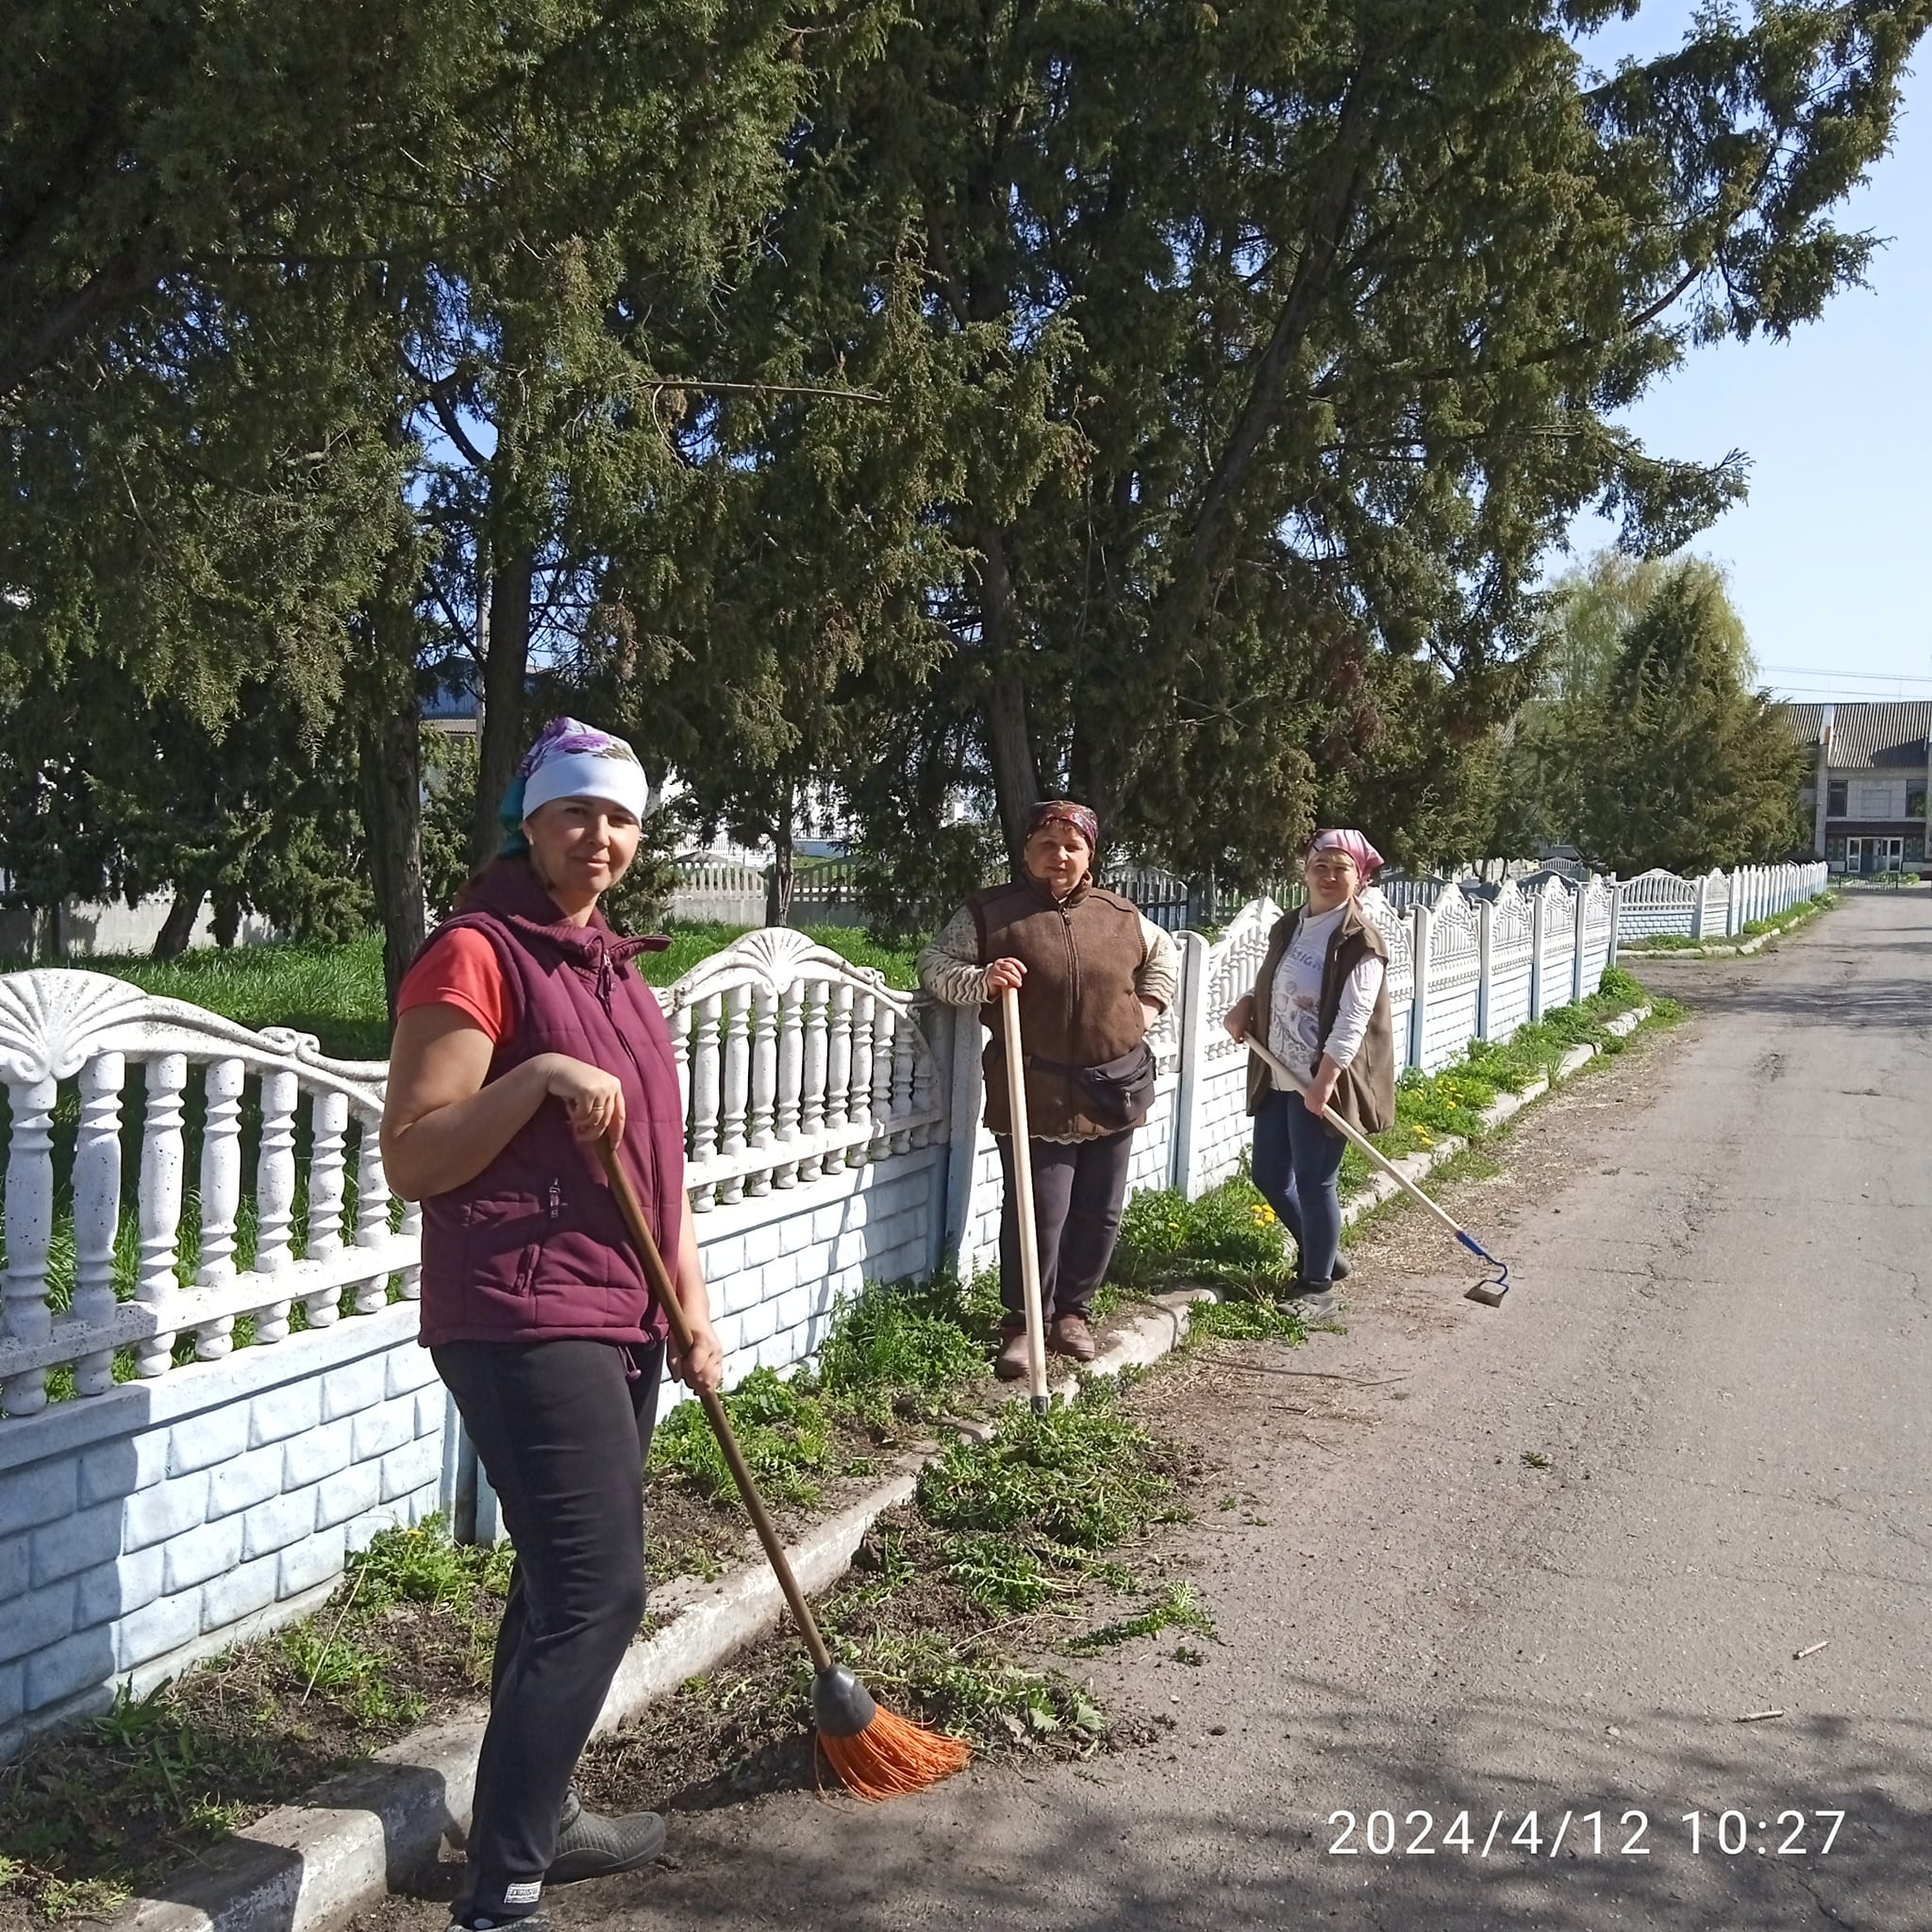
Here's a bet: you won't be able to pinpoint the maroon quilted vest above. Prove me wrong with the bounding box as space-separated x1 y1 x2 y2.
414 860 685 1349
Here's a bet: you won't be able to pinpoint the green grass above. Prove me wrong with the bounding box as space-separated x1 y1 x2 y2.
76 935 395 1059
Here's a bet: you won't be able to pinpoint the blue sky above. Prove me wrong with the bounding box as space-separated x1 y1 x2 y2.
1560 5 1931 703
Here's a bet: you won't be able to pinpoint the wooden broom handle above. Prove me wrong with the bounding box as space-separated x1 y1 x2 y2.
593 1132 835 1675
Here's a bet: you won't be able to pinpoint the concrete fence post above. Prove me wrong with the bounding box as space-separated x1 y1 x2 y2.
1607 876 1623 968
1408 902 1432 1068
1170 931 1211 1199
1527 889 1545 1022
1571 879 1589 1004
1474 897 1493 1041
940 1004 988 1275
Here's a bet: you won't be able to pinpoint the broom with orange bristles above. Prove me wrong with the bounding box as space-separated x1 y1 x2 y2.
593 1131 972 1799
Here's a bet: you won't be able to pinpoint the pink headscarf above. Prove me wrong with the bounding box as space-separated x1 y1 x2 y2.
1308 827 1384 876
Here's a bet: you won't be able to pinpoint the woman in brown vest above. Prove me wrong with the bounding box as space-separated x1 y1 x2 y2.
920 801 1177 1374
1222 829 1397 1321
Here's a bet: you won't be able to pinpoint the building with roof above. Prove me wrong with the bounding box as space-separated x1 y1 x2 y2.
1780 702 1932 874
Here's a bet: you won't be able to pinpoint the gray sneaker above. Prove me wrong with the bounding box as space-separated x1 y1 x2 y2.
1283 1285 1339 1323
547 1788 666 1883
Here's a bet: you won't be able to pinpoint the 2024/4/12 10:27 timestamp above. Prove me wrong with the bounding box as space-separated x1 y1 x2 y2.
1326 1809 1846 1857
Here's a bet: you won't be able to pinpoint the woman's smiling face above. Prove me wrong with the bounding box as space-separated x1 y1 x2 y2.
525 796 642 908
1304 847 1360 912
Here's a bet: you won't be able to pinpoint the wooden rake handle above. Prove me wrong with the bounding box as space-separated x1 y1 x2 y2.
593 1132 835 1675
1238 1029 1468 1242
998 986 1053 1410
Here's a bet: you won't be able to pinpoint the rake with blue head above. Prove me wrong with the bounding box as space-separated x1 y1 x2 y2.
1241 1032 1514 1308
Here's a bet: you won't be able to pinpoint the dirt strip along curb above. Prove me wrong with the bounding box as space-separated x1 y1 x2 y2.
111 1001 1652 1932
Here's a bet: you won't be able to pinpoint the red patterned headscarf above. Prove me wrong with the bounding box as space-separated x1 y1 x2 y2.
1307 827 1384 876
1024 799 1099 853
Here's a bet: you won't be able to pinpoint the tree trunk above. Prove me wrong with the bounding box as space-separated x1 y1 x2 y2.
764 789 795 926
358 584 428 1011
975 523 1041 864
151 885 206 958
469 543 535 868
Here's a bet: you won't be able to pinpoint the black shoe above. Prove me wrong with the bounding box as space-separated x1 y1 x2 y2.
547 1788 666 1883
1279 1282 1339 1323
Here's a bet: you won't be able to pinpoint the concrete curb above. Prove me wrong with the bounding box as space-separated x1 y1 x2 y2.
113 1004 1656 1932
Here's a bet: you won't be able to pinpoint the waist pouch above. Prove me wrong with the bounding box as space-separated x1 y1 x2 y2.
1026 1039 1158 1130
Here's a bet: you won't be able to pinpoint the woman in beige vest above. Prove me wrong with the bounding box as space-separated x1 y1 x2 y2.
1223 829 1396 1321
920 801 1177 1374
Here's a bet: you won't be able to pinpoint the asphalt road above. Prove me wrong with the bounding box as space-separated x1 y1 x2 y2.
362 891 1932 1932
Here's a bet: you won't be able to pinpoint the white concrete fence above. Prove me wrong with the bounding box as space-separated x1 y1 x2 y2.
1615 861 1829 942
0 859 1764 1751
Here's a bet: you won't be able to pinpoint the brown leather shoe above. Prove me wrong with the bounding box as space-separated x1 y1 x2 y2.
994 1327 1031 1380
1050 1312 1097 1363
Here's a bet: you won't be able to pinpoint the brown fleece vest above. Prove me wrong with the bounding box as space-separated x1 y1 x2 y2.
970 876 1148 1139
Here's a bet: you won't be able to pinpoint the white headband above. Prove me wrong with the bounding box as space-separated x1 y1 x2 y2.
522 747 649 822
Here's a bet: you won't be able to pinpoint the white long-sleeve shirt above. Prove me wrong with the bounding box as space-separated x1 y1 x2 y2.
1267 903 1385 1087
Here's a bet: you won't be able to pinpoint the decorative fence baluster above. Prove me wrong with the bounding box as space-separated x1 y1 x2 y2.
746 987 777 1195
302 1091 348 1328
70 1053 125 1397
134 1054 189 1379
254 1068 299 1345
352 1119 392 1315
719 987 751 1204
870 1003 896 1159
689 992 723 1209
668 999 692 1131
849 989 874 1165
797 981 828 1181
2 1074 56 1416
909 1031 938 1147
822 984 853 1174
774 986 803 1188
194 1058 245 1360
890 1012 916 1154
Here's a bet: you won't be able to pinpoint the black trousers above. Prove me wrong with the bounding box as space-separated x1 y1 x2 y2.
432 1337 664 1921
994 1129 1135 1324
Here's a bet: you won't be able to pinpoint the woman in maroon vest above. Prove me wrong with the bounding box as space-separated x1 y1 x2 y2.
382 719 723 1931
920 801 1177 1376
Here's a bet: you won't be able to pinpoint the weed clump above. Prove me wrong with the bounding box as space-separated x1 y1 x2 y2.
1113 1175 1293 1294
816 1272 992 1426
651 1365 835 1506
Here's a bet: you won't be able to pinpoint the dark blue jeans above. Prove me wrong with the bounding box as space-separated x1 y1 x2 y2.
1251 1089 1346 1286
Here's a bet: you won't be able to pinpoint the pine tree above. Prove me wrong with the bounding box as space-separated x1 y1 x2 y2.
1573 567 1804 875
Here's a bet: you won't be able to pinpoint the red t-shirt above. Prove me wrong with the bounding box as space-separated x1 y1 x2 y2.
395 927 519 1044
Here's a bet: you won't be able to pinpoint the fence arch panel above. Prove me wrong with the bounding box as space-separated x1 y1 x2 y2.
1419 891 1482 1071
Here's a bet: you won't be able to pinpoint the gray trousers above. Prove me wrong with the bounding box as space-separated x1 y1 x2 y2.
994 1128 1135 1324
